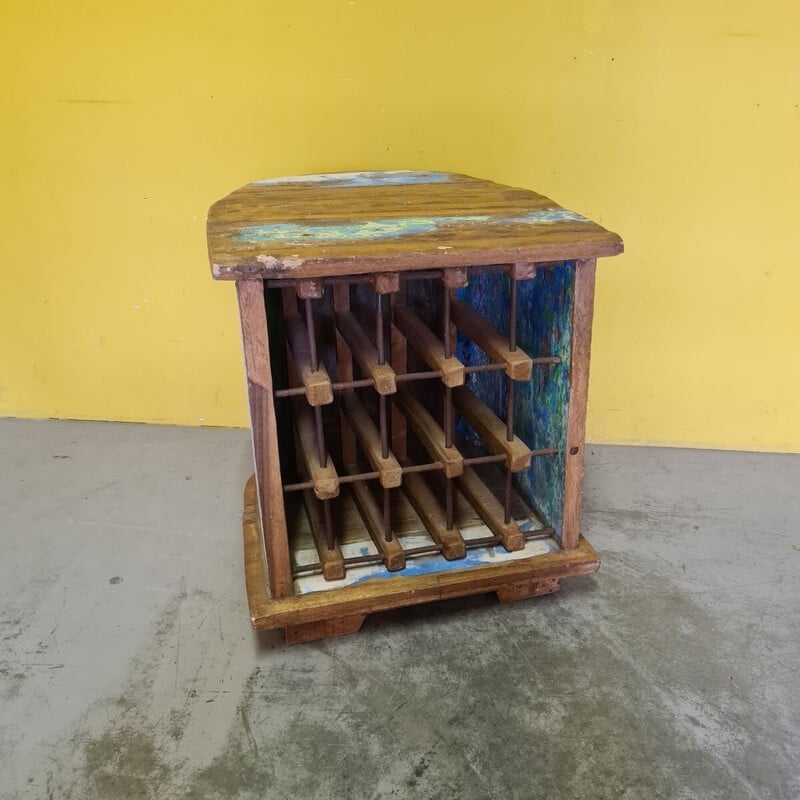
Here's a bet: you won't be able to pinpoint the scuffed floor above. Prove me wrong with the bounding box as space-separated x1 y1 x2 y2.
0 419 798 799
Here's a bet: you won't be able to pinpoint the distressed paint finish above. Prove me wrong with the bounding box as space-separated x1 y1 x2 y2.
235 210 592 247
457 264 574 540
208 171 623 279
254 170 453 188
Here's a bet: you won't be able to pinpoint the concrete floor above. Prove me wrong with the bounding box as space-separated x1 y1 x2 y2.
0 419 797 800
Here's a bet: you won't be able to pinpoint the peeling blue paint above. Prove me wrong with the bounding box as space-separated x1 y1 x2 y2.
237 216 485 245
253 170 452 188
348 539 557 585
236 210 591 246
457 264 574 540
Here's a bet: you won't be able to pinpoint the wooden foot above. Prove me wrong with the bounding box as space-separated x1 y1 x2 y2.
284 614 366 645
495 577 560 603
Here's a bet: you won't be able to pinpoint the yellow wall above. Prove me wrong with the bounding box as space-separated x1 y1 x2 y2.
2 1 798 451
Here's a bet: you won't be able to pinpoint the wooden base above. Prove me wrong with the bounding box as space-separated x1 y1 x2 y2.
495 577 561 603
284 614 367 644
243 476 599 644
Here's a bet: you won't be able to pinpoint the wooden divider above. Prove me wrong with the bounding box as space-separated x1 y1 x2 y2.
394 385 464 477
450 298 532 380
284 312 334 406
456 468 525 552
349 479 406 571
291 397 339 499
452 386 532 471
341 391 402 488
336 310 397 395
392 304 465 387
401 472 466 560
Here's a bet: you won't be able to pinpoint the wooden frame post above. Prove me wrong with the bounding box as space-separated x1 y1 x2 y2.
236 279 293 598
562 258 597 550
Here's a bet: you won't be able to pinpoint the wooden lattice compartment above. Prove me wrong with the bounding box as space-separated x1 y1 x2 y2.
207 171 623 643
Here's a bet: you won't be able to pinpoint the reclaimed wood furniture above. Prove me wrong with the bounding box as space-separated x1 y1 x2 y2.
207 171 623 644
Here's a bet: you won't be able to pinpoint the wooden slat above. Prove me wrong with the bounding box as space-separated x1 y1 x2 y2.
236 281 293 598
373 272 400 294
349 481 405 571
341 391 402 488
301 490 345 580
389 283 408 459
401 472 466 560
394 385 463 478
562 258 596 550
335 310 396 395
452 385 531 472
456 467 524 552
292 398 339 500
495 577 560 602
509 262 537 280
333 284 357 467
284 312 333 406
392 303 464 387
450 298 532 380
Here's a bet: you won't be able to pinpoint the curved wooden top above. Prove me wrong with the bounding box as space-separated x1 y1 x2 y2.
207 171 623 280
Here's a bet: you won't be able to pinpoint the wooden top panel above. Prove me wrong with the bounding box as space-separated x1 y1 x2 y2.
207 171 623 280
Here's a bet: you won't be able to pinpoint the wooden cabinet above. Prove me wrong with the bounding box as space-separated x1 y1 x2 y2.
207 171 622 643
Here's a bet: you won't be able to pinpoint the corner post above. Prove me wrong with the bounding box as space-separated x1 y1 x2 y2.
236 279 293 598
562 258 597 550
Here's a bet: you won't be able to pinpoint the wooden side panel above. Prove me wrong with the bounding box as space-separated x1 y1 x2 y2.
458 265 574 540
208 172 623 281
562 258 597 549
236 280 293 598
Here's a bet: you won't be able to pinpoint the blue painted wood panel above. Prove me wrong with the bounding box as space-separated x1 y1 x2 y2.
457 263 574 540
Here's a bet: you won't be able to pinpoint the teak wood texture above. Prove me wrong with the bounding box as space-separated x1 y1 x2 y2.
210 170 622 643
208 171 623 280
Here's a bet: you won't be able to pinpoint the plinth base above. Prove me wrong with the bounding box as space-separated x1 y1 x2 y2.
242 476 599 644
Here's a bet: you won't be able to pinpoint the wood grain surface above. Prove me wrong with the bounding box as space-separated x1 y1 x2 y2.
208 171 622 279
